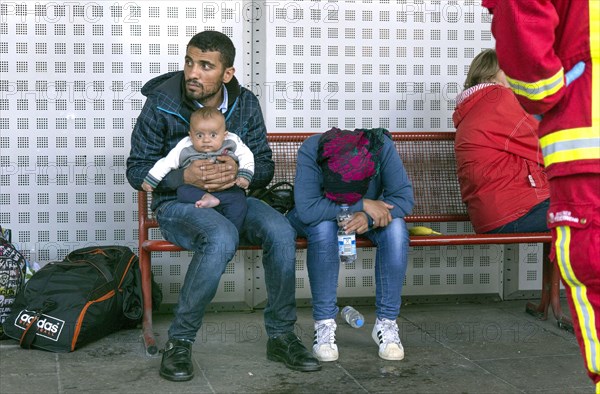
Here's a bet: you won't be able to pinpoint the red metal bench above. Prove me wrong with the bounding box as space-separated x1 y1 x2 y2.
137 132 567 355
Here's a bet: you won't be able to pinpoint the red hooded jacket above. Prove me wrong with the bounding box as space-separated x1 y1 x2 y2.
453 84 550 233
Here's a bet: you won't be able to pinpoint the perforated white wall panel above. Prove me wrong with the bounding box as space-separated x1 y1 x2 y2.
256 0 494 131
0 1 247 303
0 1 541 306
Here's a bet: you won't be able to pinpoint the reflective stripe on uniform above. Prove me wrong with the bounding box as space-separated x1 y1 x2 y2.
507 68 564 101
555 226 600 375
540 127 600 166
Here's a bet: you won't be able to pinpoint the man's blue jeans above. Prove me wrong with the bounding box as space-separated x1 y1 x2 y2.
287 208 409 321
487 199 550 234
156 197 297 341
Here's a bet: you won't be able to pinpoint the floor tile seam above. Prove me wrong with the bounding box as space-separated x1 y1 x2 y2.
1 372 57 377
469 352 583 363
400 308 578 346
499 309 578 343
335 363 370 393
193 355 217 394
399 315 523 392
518 386 593 394
55 353 65 394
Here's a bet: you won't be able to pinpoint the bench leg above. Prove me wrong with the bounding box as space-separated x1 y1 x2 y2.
525 245 552 320
139 248 158 355
526 243 573 332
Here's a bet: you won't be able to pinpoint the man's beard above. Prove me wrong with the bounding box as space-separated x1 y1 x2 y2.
184 80 222 103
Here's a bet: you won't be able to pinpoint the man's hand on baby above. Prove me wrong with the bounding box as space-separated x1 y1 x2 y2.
141 181 154 192
235 178 250 189
184 156 239 192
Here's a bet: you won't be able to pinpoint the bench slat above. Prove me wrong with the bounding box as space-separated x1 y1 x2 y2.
142 233 552 253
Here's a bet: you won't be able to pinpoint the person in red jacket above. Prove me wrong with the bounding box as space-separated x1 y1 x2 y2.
453 49 550 234
484 0 600 389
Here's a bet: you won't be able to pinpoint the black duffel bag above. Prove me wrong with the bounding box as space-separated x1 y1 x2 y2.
2 246 146 352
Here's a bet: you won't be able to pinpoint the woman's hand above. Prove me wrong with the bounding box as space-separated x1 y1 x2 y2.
344 212 370 235
362 199 393 228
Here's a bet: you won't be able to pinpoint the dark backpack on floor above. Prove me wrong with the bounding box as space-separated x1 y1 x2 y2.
2 246 145 352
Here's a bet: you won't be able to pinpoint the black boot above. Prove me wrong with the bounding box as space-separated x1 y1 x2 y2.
159 339 194 382
267 332 321 372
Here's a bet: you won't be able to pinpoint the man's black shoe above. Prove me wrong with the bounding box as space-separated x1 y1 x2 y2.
159 339 194 382
267 331 321 372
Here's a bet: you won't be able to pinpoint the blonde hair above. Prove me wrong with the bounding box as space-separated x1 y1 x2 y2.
463 49 500 90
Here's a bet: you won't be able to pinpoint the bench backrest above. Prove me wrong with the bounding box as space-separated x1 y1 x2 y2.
139 132 468 227
265 132 467 223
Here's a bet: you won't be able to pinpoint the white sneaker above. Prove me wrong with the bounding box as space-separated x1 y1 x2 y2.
372 318 404 360
313 319 338 362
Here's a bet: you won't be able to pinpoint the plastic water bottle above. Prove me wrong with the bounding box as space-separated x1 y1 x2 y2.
341 306 364 328
337 204 357 264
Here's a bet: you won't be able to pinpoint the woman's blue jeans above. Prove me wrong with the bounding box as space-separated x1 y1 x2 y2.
287 208 409 321
156 197 297 341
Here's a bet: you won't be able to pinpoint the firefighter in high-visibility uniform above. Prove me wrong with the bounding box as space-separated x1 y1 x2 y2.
483 0 600 390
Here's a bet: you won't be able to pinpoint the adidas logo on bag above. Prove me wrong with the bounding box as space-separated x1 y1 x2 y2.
15 310 64 341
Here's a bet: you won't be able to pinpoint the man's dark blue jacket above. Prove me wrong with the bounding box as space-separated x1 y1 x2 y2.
126 71 274 210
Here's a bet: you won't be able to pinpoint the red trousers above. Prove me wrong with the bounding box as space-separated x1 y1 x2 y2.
549 174 600 387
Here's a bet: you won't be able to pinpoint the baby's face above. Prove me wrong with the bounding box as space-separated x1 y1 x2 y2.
189 116 227 153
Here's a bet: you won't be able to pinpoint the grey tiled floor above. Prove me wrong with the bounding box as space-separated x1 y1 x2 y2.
0 300 593 393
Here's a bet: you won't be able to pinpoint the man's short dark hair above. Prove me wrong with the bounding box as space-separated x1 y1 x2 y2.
187 31 235 68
